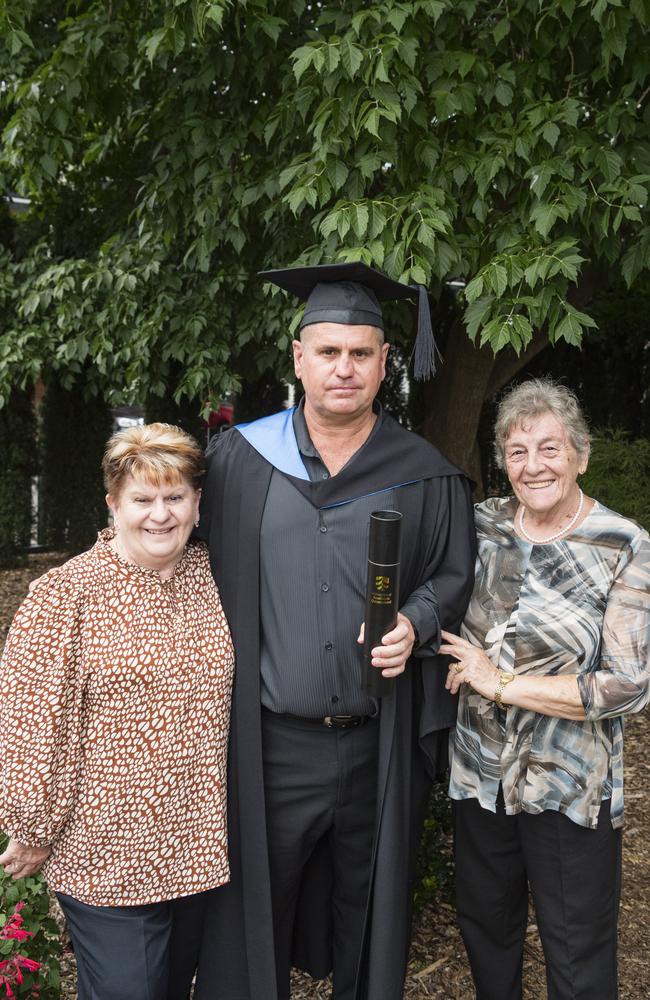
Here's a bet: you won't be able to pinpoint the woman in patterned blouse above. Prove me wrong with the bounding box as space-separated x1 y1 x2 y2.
440 379 650 1000
0 423 234 1000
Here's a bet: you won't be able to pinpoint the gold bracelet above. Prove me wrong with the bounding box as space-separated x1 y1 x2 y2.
494 670 516 707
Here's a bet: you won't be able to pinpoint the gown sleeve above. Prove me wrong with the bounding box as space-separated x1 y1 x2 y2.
578 530 650 721
0 565 87 847
402 474 477 658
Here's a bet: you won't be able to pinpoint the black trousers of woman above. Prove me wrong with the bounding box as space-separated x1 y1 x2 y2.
453 792 622 1000
56 889 212 1000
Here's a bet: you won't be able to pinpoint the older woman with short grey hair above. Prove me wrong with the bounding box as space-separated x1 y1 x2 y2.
440 377 650 1000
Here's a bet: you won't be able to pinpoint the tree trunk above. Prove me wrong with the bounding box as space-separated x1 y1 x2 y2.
418 323 549 495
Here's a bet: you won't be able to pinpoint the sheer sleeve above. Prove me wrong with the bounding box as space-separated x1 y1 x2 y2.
0 566 87 847
578 530 650 721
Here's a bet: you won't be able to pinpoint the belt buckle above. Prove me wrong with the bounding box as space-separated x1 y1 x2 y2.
324 715 358 730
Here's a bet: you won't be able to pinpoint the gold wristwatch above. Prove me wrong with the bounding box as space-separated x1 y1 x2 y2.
494 670 516 708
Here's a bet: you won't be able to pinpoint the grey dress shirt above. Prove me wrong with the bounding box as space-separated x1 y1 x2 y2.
259 401 440 718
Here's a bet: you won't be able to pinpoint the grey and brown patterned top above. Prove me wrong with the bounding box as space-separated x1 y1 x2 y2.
0 529 234 904
449 497 650 829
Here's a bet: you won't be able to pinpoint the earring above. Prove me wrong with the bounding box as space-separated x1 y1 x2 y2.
194 518 200 527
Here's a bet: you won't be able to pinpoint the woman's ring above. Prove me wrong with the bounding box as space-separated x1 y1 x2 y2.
453 663 463 674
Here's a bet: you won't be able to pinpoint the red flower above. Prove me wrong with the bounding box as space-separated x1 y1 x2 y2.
0 906 34 943
17 959 40 973
0 954 41 997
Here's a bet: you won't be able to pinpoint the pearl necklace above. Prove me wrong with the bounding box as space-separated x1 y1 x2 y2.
518 489 584 545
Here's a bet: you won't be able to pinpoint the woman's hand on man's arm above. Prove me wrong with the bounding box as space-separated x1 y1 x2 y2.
440 630 587 721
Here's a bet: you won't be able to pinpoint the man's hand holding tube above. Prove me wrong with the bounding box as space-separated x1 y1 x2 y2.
357 613 416 678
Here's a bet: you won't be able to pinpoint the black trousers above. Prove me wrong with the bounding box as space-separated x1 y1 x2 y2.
57 889 212 1000
453 794 622 1000
261 709 379 1000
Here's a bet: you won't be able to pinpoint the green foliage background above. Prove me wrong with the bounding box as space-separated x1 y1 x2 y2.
38 375 113 551
0 0 648 417
0 835 62 998
581 431 650 530
0 389 36 567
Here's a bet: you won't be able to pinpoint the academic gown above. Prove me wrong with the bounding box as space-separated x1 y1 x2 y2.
193 409 476 1000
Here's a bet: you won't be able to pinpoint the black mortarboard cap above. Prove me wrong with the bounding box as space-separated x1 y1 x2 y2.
258 262 439 379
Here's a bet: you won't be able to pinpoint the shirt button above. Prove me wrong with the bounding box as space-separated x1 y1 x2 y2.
324 642 333 651
331 696 339 704
320 525 327 533
322 472 329 479
321 583 330 592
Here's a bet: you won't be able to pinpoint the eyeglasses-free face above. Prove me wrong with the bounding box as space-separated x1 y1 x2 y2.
505 412 588 525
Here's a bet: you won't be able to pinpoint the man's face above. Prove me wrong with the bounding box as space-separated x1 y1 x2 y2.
292 322 389 423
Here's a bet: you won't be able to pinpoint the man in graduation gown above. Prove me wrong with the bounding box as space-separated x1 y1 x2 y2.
193 263 476 1000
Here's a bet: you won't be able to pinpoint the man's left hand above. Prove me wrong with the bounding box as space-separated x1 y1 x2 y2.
357 613 416 678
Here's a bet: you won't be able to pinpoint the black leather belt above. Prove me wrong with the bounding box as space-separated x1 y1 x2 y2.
266 709 371 730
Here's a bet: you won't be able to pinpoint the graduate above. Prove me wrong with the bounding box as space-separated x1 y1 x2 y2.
194 262 476 1000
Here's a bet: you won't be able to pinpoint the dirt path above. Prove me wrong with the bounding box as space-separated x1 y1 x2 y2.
2 554 648 998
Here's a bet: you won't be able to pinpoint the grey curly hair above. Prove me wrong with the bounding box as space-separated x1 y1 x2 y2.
494 378 591 470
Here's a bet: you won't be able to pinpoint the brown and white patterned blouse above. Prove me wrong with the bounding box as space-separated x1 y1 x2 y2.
0 529 234 905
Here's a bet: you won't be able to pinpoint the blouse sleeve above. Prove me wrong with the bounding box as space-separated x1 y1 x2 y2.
0 565 87 847
578 530 650 721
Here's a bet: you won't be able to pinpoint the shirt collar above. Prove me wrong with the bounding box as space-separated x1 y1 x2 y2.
292 396 384 460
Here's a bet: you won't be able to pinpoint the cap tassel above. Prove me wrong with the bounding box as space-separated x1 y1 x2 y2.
413 284 440 380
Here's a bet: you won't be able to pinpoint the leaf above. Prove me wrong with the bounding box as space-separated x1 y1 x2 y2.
194 161 210 185
369 239 385 267
326 43 341 73
387 7 409 31
39 153 57 179
421 1 447 25
529 163 554 199
417 221 434 247
621 238 649 287
433 89 459 121
364 107 381 137
352 203 370 238
493 19 510 44
530 204 561 238
554 311 584 346
542 122 560 148
464 274 483 303
258 15 286 43
565 303 597 328
494 80 513 106
435 241 457 276
292 45 316 82
410 264 428 284
596 147 622 182
340 37 364 78
326 159 349 191
144 28 167 63
512 313 533 348
453 162 468 185
464 295 494 341
456 52 476 78
337 208 351 238
488 263 508 296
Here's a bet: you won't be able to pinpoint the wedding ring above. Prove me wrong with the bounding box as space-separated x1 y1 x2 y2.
453 663 463 674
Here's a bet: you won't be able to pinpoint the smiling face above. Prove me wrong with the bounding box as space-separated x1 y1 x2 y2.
106 473 200 577
292 322 389 424
504 411 588 522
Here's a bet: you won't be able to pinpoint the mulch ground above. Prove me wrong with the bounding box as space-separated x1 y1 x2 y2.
2 553 648 999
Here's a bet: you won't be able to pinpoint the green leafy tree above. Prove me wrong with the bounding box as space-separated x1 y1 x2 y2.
0 0 649 487
39 374 113 551
0 388 36 567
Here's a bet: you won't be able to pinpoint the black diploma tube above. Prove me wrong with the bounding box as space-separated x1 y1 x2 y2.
361 510 403 699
